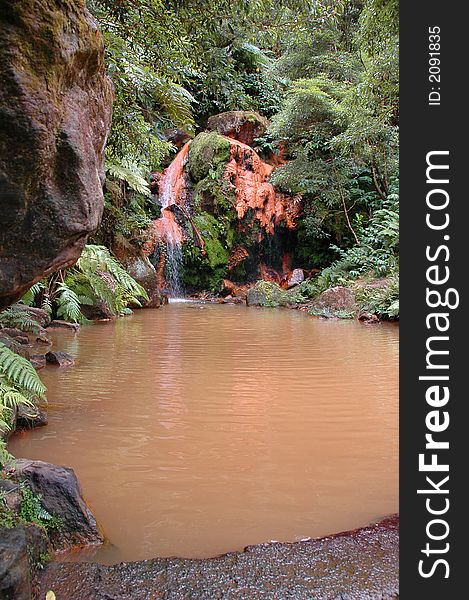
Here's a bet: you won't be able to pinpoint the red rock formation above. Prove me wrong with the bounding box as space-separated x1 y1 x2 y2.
227 246 249 271
223 139 301 235
158 141 191 209
143 131 301 290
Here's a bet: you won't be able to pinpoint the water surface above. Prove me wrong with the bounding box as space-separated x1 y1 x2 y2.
10 303 398 563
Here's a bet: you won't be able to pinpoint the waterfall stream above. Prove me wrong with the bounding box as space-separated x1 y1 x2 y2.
152 141 191 296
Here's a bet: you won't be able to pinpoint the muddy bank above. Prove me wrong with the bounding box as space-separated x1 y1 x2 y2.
34 516 398 599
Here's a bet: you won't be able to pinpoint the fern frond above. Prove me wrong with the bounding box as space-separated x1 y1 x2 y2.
0 306 42 334
56 283 89 324
0 343 46 399
20 281 46 306
105 161 151 197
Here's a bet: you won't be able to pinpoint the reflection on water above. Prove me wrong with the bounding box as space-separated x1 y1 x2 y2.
9 304 398 563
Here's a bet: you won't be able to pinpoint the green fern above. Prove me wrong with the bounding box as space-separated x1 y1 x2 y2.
0 306 43 335
106 160 151 197
20 282 46 307
0 344 46 400
55 283 89 324
75 245 148 315
0 342 46 432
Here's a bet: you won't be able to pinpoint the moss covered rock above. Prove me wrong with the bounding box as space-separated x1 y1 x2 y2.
188 132 231 183
246 281 304 308
207 111 269 146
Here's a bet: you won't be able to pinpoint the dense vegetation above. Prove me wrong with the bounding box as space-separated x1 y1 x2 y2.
0 0 399 435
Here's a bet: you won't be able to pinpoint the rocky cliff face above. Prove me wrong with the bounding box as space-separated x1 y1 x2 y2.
0 0 113 309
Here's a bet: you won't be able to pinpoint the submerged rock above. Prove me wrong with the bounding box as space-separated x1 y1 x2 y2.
16 405 48 430
30 354 47 370
207 110 269 146
359 311 380 324
45 351 75 367
0 0 113 309
13 460 103 552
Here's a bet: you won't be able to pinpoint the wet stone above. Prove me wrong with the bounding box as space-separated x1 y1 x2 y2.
34 517 399 600
45 351 75 367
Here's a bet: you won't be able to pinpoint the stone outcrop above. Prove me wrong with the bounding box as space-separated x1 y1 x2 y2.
45 351 75 367
113 239 163 308
207 110 269 146
0 0 113 309
0 525 49 600
308 286 357 318
13 460 103 552
286 268 305 289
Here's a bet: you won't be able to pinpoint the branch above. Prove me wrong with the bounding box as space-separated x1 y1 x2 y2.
332 160 360 245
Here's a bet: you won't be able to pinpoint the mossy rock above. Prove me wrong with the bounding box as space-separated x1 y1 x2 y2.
194 177 236 218
206 111 269 146
188 132 231 183
193 212 230 270
246 281 304 308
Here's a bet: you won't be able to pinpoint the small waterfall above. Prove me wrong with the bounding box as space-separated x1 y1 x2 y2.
164 241 184 297
152 142 191 297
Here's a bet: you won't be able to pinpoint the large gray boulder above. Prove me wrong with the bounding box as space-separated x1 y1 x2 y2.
0 0 113 309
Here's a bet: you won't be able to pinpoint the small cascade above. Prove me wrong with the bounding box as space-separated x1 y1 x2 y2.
149 141 191 296
144 129 303 292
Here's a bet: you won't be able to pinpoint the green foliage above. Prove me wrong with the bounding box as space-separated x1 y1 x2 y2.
188 133 232 183
0 441 13 471
105 161 152 198
0 306 43 335
354 276 399 319
183 211 235 290
18 485 62 531
0 343 46 432
329 194 399 278
55 283 89 325
23 246 149 324
0 482 62 532
247 280 306 307
269 76 346 144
